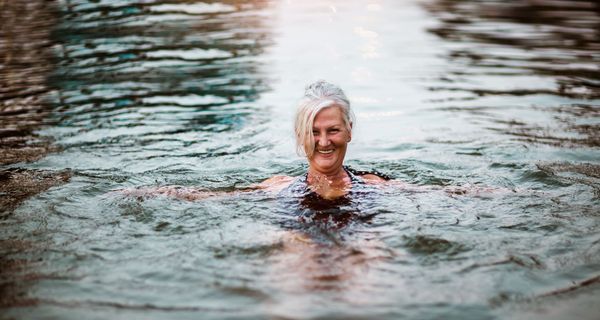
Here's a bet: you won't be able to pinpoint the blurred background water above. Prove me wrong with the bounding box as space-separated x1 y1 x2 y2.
1 0 599 319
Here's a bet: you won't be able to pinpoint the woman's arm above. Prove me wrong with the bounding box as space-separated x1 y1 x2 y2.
117 185 217 201
117 176 295 201
377 178 516 196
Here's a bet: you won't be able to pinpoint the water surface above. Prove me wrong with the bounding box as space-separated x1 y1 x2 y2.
1 0 599 319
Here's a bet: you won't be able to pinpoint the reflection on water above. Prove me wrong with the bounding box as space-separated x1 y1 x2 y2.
1 0 600 319
47 0 273 174
0 0 59 164
0 0 72 309
424 0 600 147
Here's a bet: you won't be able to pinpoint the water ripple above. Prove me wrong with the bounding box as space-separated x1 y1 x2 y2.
424 0 600 147
44 0 274 172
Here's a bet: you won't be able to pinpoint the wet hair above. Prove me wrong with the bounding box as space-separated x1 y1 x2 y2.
294 80 355 158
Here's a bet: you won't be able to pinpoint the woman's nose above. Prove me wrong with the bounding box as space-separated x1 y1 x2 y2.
317 134 331 146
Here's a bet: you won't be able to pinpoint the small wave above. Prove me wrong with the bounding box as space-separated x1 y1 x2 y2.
402 235 468 256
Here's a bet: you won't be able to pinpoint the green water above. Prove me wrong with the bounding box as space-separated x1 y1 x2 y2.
1 0 599 319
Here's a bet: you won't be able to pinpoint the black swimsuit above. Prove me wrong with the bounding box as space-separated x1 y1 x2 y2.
277 166 391 229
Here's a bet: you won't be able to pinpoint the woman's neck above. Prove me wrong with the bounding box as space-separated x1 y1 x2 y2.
306 166 351 199
307 166 347 182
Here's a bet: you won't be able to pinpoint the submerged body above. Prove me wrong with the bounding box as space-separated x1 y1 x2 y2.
277 166 390 230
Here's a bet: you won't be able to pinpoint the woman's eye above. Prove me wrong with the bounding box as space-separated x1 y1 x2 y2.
329 129 339 133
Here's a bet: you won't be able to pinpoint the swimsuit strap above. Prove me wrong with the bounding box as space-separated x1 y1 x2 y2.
343 166 363 183
302 166 392 183
344 166 393 181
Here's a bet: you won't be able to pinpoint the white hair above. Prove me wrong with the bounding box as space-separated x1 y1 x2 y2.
294 80 355 158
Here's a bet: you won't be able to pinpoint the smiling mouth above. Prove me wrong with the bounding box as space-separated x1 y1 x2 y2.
317 149 334 154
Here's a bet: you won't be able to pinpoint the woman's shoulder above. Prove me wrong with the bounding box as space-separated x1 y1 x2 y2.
360 174 388 184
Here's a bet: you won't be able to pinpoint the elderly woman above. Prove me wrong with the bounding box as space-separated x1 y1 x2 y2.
122 80 391 201
261 80 390 200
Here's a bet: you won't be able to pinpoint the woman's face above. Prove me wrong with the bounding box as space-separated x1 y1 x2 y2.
308 106 351 175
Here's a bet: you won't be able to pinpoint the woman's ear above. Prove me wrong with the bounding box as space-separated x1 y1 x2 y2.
348 122 353 142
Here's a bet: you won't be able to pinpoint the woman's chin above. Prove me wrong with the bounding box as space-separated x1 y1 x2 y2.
311 158 341 173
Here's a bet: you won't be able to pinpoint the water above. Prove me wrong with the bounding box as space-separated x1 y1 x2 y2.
1 0 599 319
